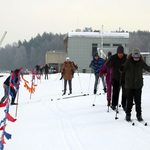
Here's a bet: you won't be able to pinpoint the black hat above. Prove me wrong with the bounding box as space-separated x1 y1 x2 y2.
107 51 112 57
94 53 99 57
14 69 20 74
117 45 124 54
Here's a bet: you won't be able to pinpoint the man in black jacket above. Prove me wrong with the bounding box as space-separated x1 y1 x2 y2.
108 45 127 111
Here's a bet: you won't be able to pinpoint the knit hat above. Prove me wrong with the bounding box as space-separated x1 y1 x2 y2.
107 51 112 58
94 53 99 57
14 69 20 75
117 45 124 54
132 48 140 61
66 57 70 60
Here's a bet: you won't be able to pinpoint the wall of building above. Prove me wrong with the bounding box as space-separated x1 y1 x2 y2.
45 51 67 72
67 32 129 72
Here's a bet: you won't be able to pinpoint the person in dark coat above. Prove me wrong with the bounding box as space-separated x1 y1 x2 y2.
89 53 105 94
123 48 150 121
107 45 127 111
43 64 49 80
0 69 20 105
61 57 75 95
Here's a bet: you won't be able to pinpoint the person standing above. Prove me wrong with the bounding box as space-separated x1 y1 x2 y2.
100 51 112 106
123 48 150 121
107 45 127 111
61 57 75 95
89 53 105 94
43 64 49 80
0 69 20 105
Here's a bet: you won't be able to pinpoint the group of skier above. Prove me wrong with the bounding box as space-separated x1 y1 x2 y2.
61 45 150 122
90 45 150 122
0 45 150 123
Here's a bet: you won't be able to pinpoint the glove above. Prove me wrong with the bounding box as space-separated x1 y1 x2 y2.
60 75 63 80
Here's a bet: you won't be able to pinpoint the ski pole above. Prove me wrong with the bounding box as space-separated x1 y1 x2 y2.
15 90 19 117
76 70 83 93
87 72 92 95
115 72 122 120
92 77 100 106
92 94 97 106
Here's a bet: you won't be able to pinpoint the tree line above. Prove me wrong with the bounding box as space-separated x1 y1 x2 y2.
0 30 149 71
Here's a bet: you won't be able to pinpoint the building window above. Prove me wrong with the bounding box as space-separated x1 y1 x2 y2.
103 43 110 47
92 43 98 57
113 44 122 47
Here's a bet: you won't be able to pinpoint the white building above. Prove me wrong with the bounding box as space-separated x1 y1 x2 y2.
64 31 129 72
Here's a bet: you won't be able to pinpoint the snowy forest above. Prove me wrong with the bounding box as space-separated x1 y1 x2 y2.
0 30 150 71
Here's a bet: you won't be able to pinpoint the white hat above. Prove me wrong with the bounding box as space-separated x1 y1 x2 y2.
132 48 140 61
66 57 70 60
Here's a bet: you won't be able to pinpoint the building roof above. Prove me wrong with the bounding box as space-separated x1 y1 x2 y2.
67 31 129 38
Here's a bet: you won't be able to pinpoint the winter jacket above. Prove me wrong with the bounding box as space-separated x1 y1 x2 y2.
107 53 127 83
44 64 49 74
89 57 105 75
100 62 112 100
123 54 150 89
100 62 112 87
61 61 75 80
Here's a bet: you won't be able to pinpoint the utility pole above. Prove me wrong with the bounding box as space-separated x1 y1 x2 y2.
0 31 7 47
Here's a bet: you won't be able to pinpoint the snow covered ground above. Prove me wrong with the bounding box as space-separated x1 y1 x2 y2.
1 73 150 150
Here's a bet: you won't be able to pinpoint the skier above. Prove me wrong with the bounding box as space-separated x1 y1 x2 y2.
61 57 75 95
0 69 20 105
89 53 105 94
122 48 150 121
100 51 112 106
107 45 127 111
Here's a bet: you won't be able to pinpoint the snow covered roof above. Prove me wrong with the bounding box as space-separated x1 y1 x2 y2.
67 31 129 38
141 52 150 55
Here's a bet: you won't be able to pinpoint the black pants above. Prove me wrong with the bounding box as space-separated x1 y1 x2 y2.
112 80 126 108
126 88 142 117
45 73 48 80
11 88 17 104
64 80 72 93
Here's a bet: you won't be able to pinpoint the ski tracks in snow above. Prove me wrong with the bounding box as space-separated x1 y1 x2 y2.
48 101 86 150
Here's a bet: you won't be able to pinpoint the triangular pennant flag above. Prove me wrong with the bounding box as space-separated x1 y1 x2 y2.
0 125 6 131
1 136 5 145
0 98 8 108
4 131 12 140
6 113 17 122
0 142 4 150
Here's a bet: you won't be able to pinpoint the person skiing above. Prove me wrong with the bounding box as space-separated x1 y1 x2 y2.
100 51 112 106
107 45 127 111
122 48 150 121
0 69 20 105
61 57 75 95
89 53 105 94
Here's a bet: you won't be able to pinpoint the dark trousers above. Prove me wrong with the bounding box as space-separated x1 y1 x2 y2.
0 86 17 104
10 88 17 104
126 88 142 117
45 73 48 80
94 74 106 91
64 80 72 93
0 86 9 104
112 80 126 108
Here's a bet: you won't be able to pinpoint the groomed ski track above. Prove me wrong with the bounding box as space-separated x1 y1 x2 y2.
3 73 150 150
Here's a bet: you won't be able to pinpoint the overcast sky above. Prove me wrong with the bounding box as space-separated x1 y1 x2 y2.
0 0 150 47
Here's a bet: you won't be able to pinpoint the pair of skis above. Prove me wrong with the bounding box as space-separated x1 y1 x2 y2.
51 93 88 101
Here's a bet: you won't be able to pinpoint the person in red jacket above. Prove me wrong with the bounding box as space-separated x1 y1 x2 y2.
100 51 112 106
